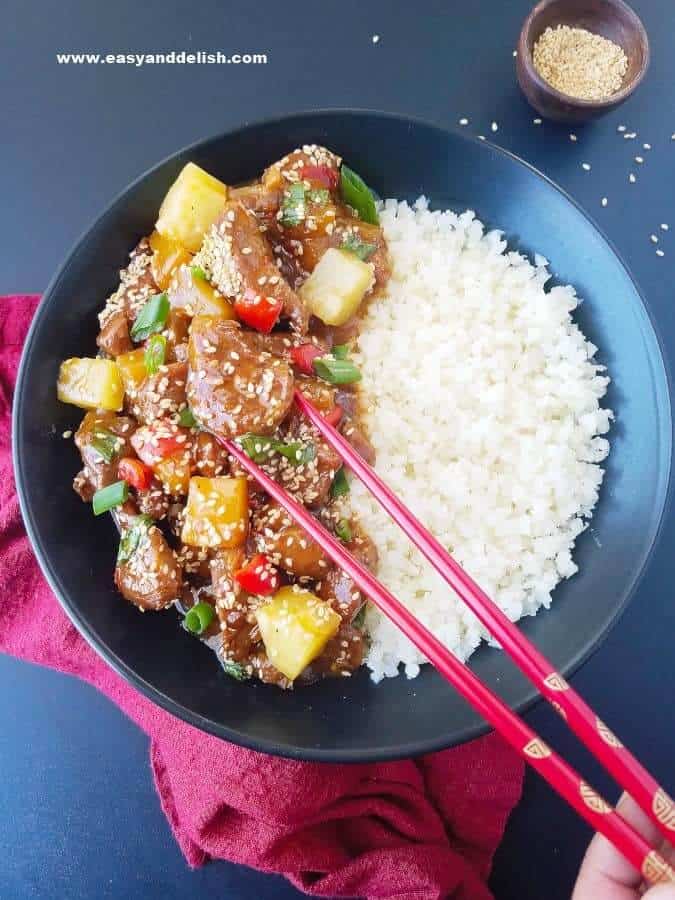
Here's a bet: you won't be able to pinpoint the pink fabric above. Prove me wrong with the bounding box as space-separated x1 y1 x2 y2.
0 294 524 900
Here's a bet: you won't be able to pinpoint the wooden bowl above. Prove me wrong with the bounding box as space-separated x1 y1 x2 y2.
517 0 649 122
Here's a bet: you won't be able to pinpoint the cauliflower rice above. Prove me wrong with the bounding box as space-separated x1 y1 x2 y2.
351 198 612 682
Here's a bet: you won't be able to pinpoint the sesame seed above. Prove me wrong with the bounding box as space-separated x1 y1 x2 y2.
629 173 636 183
372 34 379 43
491 121 498 132
62 430 72 438
635 156 644 163
660 223 669 231
617 125 626 132
459 117 469 126
650 234 659 244
643 143 651 150
569 133 577 142
533 118 542 125
581 162 591 171
512 49 517 57
656 249 665 257
601 197 608 207
477 135 485 141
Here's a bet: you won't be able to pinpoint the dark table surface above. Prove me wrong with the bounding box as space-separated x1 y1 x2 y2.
2 1 673 897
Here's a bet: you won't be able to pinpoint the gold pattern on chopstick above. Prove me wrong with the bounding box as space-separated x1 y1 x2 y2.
653 788 675 830
523 738 552 759
552 701 567 720
642 850 675 884
579 782 612 814
544 672 570 692
595 717 623 748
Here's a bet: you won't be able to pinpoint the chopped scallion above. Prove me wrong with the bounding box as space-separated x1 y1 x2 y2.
184 602 215 635
340 165 379 225
92 480 128 516
220 658 248 681
279 183 306 227
331 344 350 360
313 355 362 385
353 604 367 629
330 466 349 498
308 188 330 205
130 293 169 342
335 518 352 542
340 233 377 261
117 515 152 564
91 429 118 464
178 407 198 428
238 433 315 466
144 334 167 375
191 265 207 281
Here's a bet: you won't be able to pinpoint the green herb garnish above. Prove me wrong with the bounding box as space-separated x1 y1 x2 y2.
238 433 315 466
184 602 215 635
313 356 362 385
178 407 198 428
130 293 169 342
341 233 377 261
144 334 167 375
308 188 330 205
117 515 153 564
279 183 306 227
92 480 128 516
330 466 349 499
220 659 248 681
340 165 379 225
91 429 118 464
331 344 350 360
191 265 207 281
335 518 352 542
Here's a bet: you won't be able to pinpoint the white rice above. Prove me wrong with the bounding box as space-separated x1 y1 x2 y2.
350 198 612 682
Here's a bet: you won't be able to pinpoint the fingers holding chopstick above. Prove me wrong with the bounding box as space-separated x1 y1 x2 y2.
573 793 675 900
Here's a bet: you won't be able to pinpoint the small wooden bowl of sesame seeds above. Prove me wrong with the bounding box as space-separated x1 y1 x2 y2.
517 0 649 122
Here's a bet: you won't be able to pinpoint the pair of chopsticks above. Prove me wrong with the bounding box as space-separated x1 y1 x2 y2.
223 389 675 887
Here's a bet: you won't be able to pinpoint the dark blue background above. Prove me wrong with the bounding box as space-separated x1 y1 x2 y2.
1 1 673 897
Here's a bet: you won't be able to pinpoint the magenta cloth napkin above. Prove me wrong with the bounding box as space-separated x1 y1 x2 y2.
0 294 524 900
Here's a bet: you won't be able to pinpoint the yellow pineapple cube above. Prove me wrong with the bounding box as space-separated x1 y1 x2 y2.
57 357 124 411
298 248 373 326
181 476 248 548
155 163 228 253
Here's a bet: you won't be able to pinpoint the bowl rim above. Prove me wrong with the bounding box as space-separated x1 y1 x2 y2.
12 108 673 761
518 0 651 110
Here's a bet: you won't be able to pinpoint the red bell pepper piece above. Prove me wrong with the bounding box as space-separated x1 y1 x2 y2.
323 404 344 428
131 422 190 466
118 457 154 491
234 553 280 596
234 289 283 334
300 165 339 190
290 343 325 375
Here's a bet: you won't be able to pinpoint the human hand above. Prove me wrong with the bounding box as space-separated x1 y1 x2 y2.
573 793 675 899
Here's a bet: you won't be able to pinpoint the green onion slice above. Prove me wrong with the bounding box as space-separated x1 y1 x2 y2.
91 429 118 464
335 518 352 542
307 188 330 205
191 265 207 281
340 233 377 261
340 165 379 225
352 604 367 629
178 407 198 428
144 334 167 375
330 466 349 498
92 480 128 516
313 356 362 385
130 293 169 342
220 658 248 681
331 344 350 360
184 602 216 635
117 514 153 564
279 183 306 227
238 433 315 466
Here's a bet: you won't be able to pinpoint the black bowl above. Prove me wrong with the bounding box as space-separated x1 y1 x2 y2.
13 111 672 762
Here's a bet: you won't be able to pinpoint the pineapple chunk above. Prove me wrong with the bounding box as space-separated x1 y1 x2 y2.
115 348 147 394
181 476 248 548
255 586 341 681
57 357 124 411
156 162 228 253
154 451 191 496
148 230 192 290
168 265 236 319
298 248 373 326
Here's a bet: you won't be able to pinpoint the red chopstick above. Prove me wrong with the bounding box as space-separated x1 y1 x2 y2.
294 390 675 849
224 435 673 887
